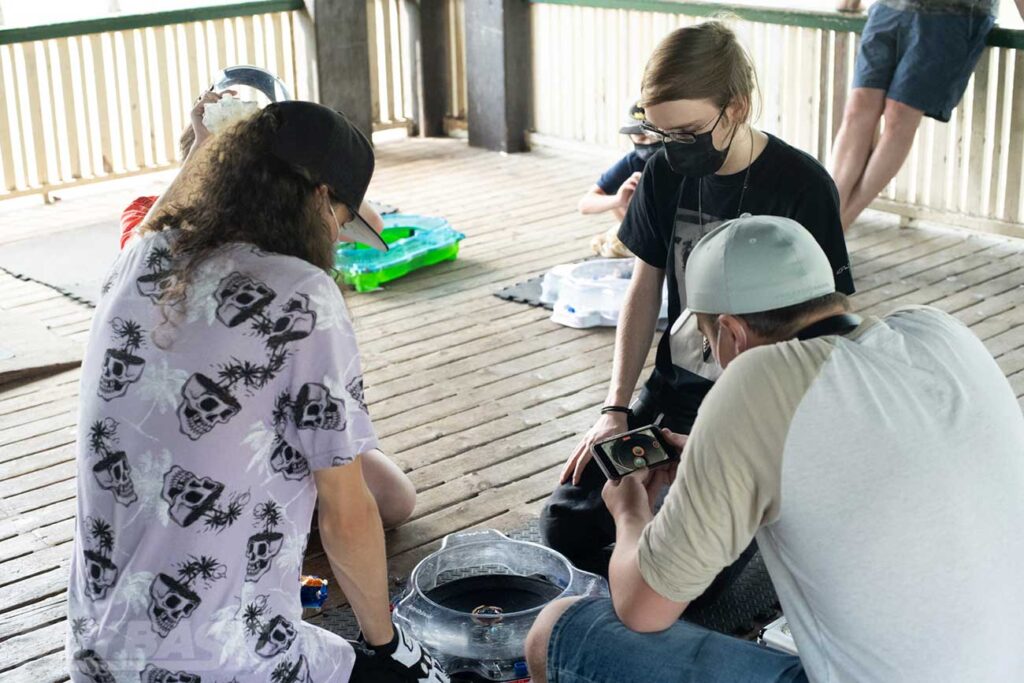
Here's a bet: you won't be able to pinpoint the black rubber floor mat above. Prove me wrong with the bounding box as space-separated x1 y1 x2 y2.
494 273 550 309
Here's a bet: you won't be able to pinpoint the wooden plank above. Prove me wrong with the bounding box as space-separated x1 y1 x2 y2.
0 393 78 428
0 620 65 673
1 495 76 536
0 593 66 641
0 541 75 590
373 341 615 433
1 476 77 514
0 461 77 499
0 411 78 449
0 565 68 614
0 650 69 683
0 443 76 481
0 310 83 387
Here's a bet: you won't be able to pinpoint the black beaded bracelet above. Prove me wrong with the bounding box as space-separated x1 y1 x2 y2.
600 405 632 416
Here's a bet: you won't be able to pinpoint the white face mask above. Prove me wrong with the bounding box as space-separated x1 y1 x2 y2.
201 94 259 134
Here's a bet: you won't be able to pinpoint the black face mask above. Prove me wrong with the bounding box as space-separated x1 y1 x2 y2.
633 142 659 162
662 109 733 177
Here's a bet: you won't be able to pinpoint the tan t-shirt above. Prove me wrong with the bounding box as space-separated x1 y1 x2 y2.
638 306 1024 682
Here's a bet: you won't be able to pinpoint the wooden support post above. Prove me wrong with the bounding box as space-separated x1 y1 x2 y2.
464 0 531 153
418 0 450 137
313 0 374 140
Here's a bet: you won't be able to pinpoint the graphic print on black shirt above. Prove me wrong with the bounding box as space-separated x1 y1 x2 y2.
618 134 855 423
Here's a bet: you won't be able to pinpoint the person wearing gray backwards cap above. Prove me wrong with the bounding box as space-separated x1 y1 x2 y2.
526 215 1024 683
67 101 446 683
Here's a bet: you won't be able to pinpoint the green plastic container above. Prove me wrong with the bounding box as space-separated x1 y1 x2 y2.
334 214 465 292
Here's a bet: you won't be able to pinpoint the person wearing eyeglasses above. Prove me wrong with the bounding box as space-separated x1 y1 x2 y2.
540 21 855 606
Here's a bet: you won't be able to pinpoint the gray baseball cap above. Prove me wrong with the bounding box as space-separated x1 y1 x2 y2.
685 215 835 315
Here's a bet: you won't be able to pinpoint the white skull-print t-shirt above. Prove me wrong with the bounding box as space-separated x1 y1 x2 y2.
67 231 378 683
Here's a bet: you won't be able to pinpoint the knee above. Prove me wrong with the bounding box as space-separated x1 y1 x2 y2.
539 498 578 556
843 88 885 125
525 597 581 683
882 99 924 136
380 474 416 529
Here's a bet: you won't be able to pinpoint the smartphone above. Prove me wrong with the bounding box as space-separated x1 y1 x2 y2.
591 425 680 481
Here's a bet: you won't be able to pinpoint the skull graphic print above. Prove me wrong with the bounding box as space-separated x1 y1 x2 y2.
69 235 382 681
177 372 241 440
293 383 346 431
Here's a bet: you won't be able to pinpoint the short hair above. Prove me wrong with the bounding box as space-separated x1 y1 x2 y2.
697 292 851 342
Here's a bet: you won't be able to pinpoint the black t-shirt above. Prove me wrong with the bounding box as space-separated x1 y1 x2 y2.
618 133 855 426
596 151 648 195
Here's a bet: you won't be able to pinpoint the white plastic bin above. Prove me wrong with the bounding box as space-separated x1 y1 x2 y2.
541 258 668 328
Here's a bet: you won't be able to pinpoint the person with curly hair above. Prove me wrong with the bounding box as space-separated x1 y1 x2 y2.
68 101 445 683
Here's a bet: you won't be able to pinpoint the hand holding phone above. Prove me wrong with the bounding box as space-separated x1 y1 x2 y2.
591 425 681 481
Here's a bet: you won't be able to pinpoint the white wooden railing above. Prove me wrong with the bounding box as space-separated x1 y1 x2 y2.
0 0 417 201
445 0 468 127
368 0 416 130
530 1 1024 238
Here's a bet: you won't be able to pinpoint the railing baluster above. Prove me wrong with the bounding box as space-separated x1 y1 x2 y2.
54 39 81 180
1003 49 1024 223
0 44 26 190
368 0 382 124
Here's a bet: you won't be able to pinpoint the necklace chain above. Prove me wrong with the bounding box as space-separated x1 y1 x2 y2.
698 127 756 232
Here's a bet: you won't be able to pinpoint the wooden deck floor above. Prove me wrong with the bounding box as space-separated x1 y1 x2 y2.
2 137 1024 680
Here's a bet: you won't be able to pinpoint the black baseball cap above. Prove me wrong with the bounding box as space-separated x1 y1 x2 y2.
267 101 388 252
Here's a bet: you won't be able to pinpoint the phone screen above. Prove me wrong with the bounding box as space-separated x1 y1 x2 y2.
593 427 674 479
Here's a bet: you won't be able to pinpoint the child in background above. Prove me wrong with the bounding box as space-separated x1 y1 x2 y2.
119 91 383 249
580 99 658 257
119 90 237 248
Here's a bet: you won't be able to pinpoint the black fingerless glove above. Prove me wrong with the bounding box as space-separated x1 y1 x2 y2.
349 623 449 683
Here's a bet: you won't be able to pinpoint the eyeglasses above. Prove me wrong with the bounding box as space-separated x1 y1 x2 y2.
639 107 727 145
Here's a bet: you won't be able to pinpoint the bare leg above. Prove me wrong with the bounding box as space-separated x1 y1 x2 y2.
525 597 583 683
360 448 416 529
830 87 886 221
841 98 924 229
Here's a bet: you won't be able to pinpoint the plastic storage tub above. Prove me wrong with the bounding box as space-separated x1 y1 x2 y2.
540 258 668 328
334 214 465 292
391 529 608 681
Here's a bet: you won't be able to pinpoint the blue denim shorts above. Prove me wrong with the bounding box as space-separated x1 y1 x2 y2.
853 3 994 122
546 598 807 683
